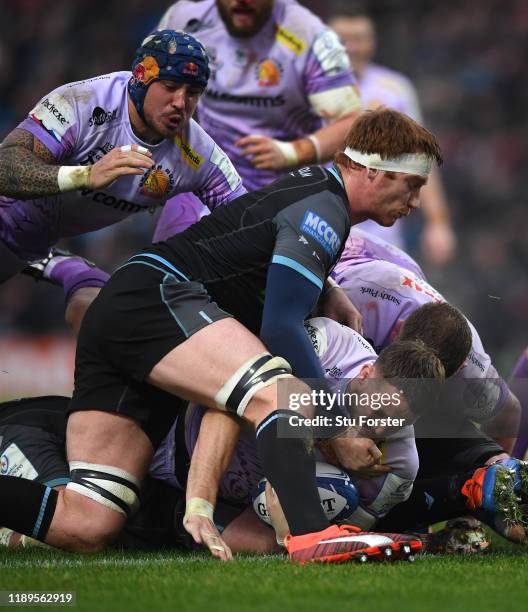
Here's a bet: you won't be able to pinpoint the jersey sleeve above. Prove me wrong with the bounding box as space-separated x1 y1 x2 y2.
303 29 356 95
17 83 80 161
193 142 246 211
272 190 349 290
303 30 361 119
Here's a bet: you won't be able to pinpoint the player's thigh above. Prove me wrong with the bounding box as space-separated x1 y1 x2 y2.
146 317 293 424
66 410 153 477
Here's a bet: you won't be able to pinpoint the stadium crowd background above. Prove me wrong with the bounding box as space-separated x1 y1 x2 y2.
0 0 526 379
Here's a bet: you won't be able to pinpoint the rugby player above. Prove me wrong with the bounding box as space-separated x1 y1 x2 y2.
328 230 527 537
152 0 362 238
332 228 521 456
0 30 245 333
0 109 442 563
328 4 455 262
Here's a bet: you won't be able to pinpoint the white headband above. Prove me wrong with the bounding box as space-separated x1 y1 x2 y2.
343 147 433 178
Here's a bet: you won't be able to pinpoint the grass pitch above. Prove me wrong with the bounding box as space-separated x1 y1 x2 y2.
0 537 526 612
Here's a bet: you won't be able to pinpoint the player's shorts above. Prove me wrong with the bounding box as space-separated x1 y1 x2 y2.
70 257 232 446
0 396 70 487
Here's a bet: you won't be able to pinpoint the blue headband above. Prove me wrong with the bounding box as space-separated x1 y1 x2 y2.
128 29 210 119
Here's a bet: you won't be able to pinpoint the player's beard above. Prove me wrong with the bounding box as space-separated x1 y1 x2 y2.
217 1 273 38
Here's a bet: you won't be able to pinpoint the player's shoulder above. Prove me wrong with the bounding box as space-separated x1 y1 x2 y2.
158 0 216 29
366 63 417 95
274 0 327 55
307 317 375 349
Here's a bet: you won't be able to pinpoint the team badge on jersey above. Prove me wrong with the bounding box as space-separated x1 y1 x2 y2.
300 211 341 256
256 59 283 87
140 164 175 198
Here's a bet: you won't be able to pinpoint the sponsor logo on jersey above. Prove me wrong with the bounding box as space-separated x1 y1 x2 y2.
399 274 443 302
360 286 401 306
210 144 240 190
325 365 343 378
0 453 8 474
297 167 313 178
80 188 155 214
29 93 74 143
175 135 204 171
131 56 160 85
0 444 38 480
205 89 285 108
88 106 118 127
275 25 307 55
304 322 320 352
467 351 485 373
140 164 175 198
312 30 350 76
79 142 115 166
256 59 283 87
300 211 341 256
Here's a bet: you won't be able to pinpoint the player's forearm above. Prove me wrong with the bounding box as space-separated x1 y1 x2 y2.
0 129 63 198
186 408 242 505
292 112 359 166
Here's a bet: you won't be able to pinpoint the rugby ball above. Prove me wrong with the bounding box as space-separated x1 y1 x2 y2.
252 461 359 525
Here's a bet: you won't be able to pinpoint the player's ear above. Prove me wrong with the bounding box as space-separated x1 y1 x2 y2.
358 363 374 379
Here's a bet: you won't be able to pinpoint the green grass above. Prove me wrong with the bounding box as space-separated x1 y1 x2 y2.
0 538 527 612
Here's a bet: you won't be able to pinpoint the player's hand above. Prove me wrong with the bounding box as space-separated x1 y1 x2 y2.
88 144 154 189
183 514 233 561
320 284 363 334
421 221 456 266
330 437 391 478
235 135 296 170
265 482 290 546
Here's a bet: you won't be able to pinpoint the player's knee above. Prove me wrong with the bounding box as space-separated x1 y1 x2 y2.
213 352 294 423
57 487 124 553
65 287 100 335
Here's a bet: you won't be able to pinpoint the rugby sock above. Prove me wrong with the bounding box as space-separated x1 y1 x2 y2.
511 348 528 459
0 476 58 541
47 257 110 302
256 410 329 536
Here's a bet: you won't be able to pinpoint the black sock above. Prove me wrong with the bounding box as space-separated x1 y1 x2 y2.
376 474 473 532
256 410 329 536
0 476 58 541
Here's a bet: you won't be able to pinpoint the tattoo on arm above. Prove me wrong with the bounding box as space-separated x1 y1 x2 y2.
0 129 61 199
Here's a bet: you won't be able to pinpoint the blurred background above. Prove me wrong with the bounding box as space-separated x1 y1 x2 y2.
0 0 526 396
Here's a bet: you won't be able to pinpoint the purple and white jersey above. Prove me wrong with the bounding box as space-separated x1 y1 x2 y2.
0 71 244 261
159 0 356 190
354 63 423 247
334 258 509 419
334 227 425 280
